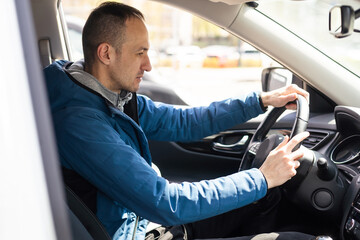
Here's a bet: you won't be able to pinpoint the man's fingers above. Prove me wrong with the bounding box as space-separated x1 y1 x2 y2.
285 131 310 151
275 135 289 150
284 93 297 102
285 103 297 110
286 84 310 103
289 150 305 163
294 160 301 169
295 87 310 103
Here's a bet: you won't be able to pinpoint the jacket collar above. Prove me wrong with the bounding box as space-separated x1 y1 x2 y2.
65 60 133 112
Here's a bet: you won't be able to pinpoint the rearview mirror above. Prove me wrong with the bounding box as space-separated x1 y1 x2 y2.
329 5 359 38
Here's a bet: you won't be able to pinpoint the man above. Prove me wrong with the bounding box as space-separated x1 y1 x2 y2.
44 2 315 240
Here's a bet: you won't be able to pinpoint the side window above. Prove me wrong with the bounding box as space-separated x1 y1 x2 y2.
62 0 275 106
65 16 85 61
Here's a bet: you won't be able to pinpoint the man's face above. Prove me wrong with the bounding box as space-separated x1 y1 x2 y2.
109 17 152 93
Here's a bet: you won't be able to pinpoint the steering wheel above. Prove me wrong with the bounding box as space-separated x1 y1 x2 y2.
239 94 309 172
239 94 348 219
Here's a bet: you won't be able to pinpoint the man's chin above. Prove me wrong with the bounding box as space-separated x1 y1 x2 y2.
133 79 141 92
129 86 140 93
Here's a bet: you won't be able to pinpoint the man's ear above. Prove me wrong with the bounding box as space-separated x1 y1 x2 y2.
96 43 112 65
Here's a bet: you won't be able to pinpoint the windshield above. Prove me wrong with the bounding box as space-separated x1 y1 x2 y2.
257 0 360 77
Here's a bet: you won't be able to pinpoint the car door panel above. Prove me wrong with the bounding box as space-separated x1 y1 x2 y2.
149 111 336 183
149 140 241 183
149 116 268 183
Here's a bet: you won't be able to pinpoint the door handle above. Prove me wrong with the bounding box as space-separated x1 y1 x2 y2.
213 135 249 153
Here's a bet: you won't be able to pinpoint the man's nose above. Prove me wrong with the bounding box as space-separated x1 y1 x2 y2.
142 55 152 72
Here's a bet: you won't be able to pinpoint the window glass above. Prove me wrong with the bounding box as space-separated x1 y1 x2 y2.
62 0 273 106
257 0 360 77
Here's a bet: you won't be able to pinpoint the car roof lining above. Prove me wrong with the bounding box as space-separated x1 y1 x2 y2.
153 0 243 29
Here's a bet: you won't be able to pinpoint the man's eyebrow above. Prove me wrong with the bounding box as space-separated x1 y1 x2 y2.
135 47 149 52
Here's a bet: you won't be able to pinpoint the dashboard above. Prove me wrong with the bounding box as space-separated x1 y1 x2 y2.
217 106 360 240
331 136 360 165
292 106 360 240
157 104 360 240
330 106 360 240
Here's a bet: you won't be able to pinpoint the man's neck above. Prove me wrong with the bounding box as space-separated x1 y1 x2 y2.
85 62 120 94
67 60 131 111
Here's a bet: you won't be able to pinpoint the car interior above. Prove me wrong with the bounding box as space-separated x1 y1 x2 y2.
5 0 360 239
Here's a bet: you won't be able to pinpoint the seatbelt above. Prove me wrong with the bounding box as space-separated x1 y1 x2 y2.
65 186 112 240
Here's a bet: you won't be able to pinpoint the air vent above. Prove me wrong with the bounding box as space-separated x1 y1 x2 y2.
338 165 358 185
302 131 329 149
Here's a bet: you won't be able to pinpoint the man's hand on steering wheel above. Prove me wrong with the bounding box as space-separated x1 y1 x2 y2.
240 84 310 189
259 131 310 189
260 84 310 110
250 84 310 189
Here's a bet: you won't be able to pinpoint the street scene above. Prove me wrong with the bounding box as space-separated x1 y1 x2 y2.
153 67 263 106
63 0 274 106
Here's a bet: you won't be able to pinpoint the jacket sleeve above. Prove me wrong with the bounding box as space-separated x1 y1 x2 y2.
55 108 267 226
138 92 264 142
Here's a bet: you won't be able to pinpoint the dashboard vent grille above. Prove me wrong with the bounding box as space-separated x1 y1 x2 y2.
338 165 358 185
302 131 329 149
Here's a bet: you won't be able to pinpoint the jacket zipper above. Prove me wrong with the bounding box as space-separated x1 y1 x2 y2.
132 216 139 240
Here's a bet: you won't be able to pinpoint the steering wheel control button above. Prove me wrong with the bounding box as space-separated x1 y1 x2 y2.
249 142 260 155
312 189 333 209
315 236 333 240
346 218 356 232
251 135 284 168
315 237 333 240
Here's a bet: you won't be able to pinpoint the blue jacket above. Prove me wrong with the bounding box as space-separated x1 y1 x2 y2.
44 60 268 240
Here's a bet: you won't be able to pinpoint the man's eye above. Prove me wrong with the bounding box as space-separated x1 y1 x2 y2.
137 52 144 56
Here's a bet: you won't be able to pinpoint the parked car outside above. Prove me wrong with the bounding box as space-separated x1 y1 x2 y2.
238 43 262 67
159 45 206 68
202 45 240 68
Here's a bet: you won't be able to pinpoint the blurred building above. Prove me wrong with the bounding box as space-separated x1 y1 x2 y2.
62 0 194 51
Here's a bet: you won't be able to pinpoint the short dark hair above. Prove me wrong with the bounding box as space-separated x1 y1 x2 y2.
82 2 144 67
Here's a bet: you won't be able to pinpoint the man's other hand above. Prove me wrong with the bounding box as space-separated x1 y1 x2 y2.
259 131 310 189
260 84 310 110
